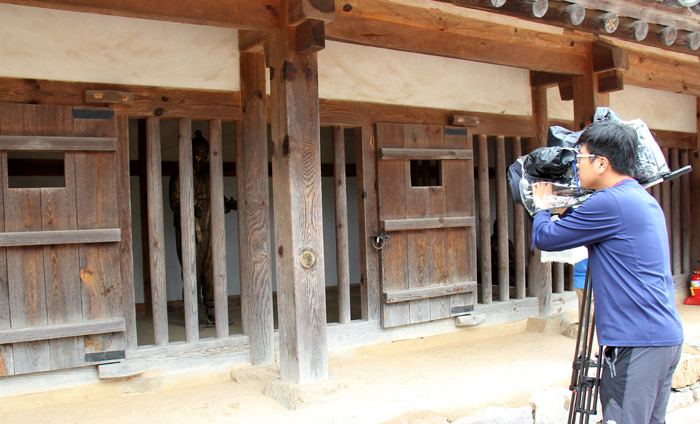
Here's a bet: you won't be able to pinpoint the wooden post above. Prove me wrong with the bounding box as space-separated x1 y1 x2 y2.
528 80 552 313
681 149 691 273
115 113 137 351
137 120 153 318
178 118 198 343
209 120 228 339
146 117 168 347
662 148 672 268
511 136 526 299
553 263 564 293
691 97 700 271
333 126 351 324
269 4 328 383
671 148 681 275
495 135 508 301
477 134 491 304
355 126 381 322
238 51 274 364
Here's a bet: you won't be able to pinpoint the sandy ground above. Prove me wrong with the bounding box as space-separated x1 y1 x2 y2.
1 302 699 424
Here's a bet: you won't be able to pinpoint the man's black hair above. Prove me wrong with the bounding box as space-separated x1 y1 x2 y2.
575 121 637 177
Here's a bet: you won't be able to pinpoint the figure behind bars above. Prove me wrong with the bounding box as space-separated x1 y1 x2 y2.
169 130 236 328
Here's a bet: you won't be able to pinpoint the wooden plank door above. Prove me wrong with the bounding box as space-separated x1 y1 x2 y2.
0 104 125 376
376 124 477 328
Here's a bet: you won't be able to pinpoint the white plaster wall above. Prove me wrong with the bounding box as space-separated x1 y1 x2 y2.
318 41 533 116
610 85 697 133
0 4 239 91
547 86 574 122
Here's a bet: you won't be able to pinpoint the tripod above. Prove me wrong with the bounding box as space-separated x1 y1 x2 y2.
567 263 603 424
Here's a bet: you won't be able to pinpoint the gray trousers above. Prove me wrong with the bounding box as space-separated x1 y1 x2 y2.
600 344 682 424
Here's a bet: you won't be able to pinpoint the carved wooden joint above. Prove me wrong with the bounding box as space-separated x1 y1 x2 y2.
295 19 325 55
598 70 624 94
592 40 629 73
288 0 335 27
239 30 269 53
450 115 480 127
557 79 574 101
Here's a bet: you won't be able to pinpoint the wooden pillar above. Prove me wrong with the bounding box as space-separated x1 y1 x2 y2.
238 51 274 364
137 120 153 318
529 80 552 314
553 263 564 293
333 126 351 324
209 120 229 339
495 135 508 301
355 126 381 322
146 117 168 346
670 149 681 275
511 137 526 299
178 118 198 343
680 149 691 274
661 148 672 267
115 113 137 350
269 1 330 383
477 134 491 304
691 96 700 271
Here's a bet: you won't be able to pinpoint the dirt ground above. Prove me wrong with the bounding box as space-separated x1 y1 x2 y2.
2 302 699 424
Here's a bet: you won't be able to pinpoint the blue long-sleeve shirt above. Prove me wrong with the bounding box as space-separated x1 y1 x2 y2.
532 179 683 347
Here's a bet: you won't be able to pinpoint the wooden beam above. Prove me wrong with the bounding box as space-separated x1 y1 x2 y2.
382 217 476 232
544 1 586 26
238 52 274 364
0 0 280 31
531 72 573 88
625 50 700 96
239 30 270 53
680 31 700 51
0 228 120 247
209 119 228 339
680 149 691 273
598 70 624 93
295 19 325 54
0 135 116 151
333 126 351 324
0 78 242 120
477 134 491 304
85 90 134 106
380 148 473 160
450 116 480 127
495 135 509 302
618 18 649 42
383 282 477 304
288 0 335 26
591 40 630 73
511 137 527 299
269 2 328 383
0 318 124 344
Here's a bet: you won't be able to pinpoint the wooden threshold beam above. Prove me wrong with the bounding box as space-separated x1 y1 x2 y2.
0 229 121 247
382 216 476 232
383 281 477 304
0 135 116 151
0 318 125 344
0 0 280 31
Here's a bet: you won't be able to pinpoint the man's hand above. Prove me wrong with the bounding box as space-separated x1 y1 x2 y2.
532 181 553 209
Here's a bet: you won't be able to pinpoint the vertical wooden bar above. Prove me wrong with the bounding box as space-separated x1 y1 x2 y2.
511 137 526 299
269 20 328 382
178 118 198 343
495 135 508 302
680 149 691 274
670 149 681 276
238 51 274 364
652 184 662 205
692 98 700 271
553 263 564 293
209 119 228 339
146 117 168 347
115 113 137 351
0 150 10 376
333 126 351 324
661 148 672 267
477 134 491 304
529 82 552 315
137 120 153 318
1 104 51 374
38 105 83 370
355 126 380 322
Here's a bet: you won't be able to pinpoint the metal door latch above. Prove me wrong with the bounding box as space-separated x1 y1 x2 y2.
371 235 389 250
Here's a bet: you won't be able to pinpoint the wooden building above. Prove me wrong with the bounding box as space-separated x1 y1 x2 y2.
0 0 698 398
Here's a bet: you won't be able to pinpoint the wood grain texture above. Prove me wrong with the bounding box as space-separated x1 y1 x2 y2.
384 282 477 304
0 0 280 31
0 135 116 151
208 120 228 339
1 104 51 374
511 137 526 299
625 50 700 97
115 113 137 351
376 124 409 327
443 126 476 315
177 118 198 343
73 109 124 355
0 318 124 344
288 0 335 25
0 229 120 247
381 217 475 232
477 134 492 304
662 148 672 265
146 117 168 346
85 90 134 106
680 149 691 273
690 101 700 271
332 127 351 324
354 126 380 322
238 52 274 364
553 262 565 293
0 116 9 375
670 149 681 275
495 135 508 302
380 148 472 160
269 22 328 383
137 120 152 318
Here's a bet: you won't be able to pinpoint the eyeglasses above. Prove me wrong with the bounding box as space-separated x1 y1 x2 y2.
574 153 603 163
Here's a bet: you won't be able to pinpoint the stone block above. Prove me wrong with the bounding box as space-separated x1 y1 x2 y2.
667 389 695 413
526 313 575 334
563 323 578 339
530 386 570 424
672 354 700 389
263 376 350 410
452 406 533 424
231 363 280 383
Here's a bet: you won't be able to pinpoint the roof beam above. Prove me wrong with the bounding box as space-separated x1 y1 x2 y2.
0 0 280 31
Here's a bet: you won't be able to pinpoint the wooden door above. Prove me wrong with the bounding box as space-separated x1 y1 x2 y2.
0 104 126 376
376 124 477 328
